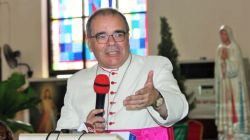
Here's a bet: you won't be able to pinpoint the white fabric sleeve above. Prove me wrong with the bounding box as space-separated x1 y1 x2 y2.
77 123 88 132
147 57 189 126
147 92 188 126
56 78 81 131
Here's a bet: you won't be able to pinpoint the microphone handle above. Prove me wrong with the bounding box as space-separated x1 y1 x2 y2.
95 94 106 116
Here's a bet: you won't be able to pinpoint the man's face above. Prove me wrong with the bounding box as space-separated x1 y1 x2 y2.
87 14 130 69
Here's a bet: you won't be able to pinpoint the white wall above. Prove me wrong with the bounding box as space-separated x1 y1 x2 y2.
0 0 47 80
0 0 250 79
148 0 250 61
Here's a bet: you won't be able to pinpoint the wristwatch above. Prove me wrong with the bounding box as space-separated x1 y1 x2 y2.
152 93 164 109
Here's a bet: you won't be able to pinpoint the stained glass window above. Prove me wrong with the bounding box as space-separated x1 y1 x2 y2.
48 0 148 76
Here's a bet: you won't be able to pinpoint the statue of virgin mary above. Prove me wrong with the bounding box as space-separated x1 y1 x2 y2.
215 25 250 139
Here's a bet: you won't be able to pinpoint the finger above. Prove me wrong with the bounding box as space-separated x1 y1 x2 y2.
135 89 146 95
86 116 102 124
92 109 104 116
94 121 106 133
124 94 144 103
94 120 105 130
124 97 145 106
144 71 154 88
125 104 145 110
95 126 106 133
87 117 104 126
86 109 104 124
123 94 147 108
95 122 105 129
94 116 105 123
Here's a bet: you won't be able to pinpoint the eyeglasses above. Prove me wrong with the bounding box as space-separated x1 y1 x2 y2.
89 31 127 44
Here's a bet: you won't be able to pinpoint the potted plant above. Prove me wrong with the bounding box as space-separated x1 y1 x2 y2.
157 17 196 140
0 72 40 132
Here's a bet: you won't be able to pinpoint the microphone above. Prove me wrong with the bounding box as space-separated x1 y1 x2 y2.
93 74 110 116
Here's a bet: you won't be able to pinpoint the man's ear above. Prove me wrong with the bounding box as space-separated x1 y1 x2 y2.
127 33 130 40
86 35 93 52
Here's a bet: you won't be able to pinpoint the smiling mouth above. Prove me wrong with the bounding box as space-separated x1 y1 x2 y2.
107 50 120 55
105 48 120 56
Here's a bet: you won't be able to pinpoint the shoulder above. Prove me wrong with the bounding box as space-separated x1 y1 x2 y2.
132 55 173 70
133 55 172 66
67 65 97 83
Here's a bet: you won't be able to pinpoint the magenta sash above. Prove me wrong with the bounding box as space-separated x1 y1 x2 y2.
107 126 174 140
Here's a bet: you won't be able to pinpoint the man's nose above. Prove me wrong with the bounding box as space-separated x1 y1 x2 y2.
107 35 116 44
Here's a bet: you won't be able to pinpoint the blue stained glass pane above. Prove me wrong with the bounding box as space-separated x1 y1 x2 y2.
130 38 140 49
60 44 66 52
90 52 96 60
84 0 116 16
89 0 101 14
68 52 74 61
140 38 145 48
65 43 72 52
51 0 82 19
118 0 147 13
74 52 82 60
132 20 140 28
84 43 96 60
60 52 68 61
125 13 147 56
51 18 83 68
130 48 137 54
64 25 72 33
72 43 82 52
60 43 72 52
130 14 146 38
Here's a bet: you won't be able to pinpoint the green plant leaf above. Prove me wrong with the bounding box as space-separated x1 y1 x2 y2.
0 82 7 115
0 72 39 132
5 119 34 133
4 88 40 116
7 73 26 89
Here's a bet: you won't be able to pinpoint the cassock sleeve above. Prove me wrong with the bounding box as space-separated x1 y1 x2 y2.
147 57 189 126
56 78 83 131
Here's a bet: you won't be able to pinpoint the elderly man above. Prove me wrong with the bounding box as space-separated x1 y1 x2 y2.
56 8 188 140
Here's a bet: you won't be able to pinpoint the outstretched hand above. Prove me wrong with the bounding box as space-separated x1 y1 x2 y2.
123 71 160 110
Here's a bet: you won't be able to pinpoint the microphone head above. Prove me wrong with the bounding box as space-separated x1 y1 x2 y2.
94 74 110 94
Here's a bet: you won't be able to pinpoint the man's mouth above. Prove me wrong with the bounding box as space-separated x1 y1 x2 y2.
105 47 120 56
106 51 119 55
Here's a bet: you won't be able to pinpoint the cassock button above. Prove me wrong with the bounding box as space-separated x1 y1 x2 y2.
110 101 116 105
109 112 115 115
111 72 117 75
110 91 116 94
109 122 115 125
111 81 117 85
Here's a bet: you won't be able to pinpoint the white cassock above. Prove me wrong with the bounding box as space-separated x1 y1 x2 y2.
56 54 188 131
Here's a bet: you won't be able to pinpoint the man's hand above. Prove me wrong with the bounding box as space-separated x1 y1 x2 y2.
123 71 160 110
86 109 105 132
